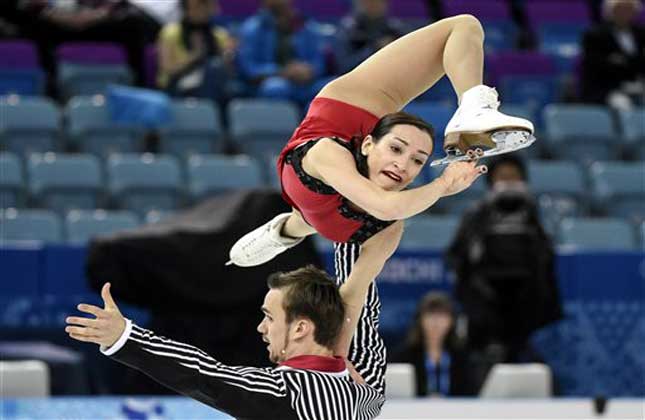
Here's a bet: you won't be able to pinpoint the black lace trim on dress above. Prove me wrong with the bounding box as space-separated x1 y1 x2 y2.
284 137 394 244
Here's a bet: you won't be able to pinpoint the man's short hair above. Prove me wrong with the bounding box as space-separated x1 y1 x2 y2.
267 266 345 349
485 154 528 187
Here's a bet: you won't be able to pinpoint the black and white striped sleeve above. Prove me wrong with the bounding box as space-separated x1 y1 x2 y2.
101 320 295 420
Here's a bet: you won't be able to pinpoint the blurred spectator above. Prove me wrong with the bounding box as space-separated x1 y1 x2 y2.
581 0 645 109
6 0 160 88
336 0 407 74
237 0 329 105
446 155 563 372
129 0 181 26
390 292 477 397
157 0 236 103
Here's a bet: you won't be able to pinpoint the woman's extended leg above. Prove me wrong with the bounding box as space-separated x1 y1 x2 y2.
282 209 317 238
318 14 485 117
318 14 534 160
227 209 314 267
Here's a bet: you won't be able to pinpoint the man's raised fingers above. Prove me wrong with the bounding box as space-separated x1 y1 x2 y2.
77 304 105 317
66 316 99 328
65 325 99 336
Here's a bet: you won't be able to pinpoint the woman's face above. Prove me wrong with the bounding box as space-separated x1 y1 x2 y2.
362 124 433 191
421 311 453 343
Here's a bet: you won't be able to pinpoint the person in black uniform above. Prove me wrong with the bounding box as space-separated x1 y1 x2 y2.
391 291 477 396
65 222 403 420
581 0 645 108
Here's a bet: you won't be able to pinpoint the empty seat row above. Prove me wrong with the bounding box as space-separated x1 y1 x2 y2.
3 94 643 163
2 150 643 221
0 152 267 216
3 206 643 251
422 159 644 221
0 95 301 160
0 40 133 98
0 208 138 244
314 214 644 252
407 100 644 161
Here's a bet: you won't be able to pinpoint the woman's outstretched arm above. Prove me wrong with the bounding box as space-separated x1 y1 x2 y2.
307 138 484 221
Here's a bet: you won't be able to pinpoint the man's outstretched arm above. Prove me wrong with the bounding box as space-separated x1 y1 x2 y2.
333 222 403 361
66 284 292 419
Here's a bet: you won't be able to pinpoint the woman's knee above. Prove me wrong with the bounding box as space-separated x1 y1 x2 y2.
452 14 485 39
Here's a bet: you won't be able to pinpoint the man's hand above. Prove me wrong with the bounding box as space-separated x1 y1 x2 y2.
65 283 126 348
438 149 487 197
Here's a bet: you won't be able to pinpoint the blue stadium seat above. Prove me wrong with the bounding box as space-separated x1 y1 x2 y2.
65 209 139 244
589 161 645 221
483 21 519 52
266 154 282 190
0 152 23 208
403 101 453 152
415 76 456 107
543 105 617 162
65 95 144 157
0 96 59 155
0 69 45 96
229 99 300 160
0 208 63 243
618 107 645 159
144 209 173 224
57 63 132 100
187 154 263 200
401 215 460 250
528 160 587 232
107 153 182 216
159 99 223 157
500 75 558 116
27 153 102 214
537 22 588 74
558 217 637 251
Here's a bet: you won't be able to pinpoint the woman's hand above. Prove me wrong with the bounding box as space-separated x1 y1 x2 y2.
65 283 126 348
438 150 487 197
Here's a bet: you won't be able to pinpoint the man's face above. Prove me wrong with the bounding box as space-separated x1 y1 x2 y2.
257 289 290 363
490 162 524 189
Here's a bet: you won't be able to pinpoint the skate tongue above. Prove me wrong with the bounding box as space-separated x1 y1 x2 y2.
461 85 500 110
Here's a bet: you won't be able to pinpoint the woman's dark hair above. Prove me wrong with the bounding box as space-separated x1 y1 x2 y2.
352 111 435 177
267 265 345 349
405 291 456 350
485 154 528 187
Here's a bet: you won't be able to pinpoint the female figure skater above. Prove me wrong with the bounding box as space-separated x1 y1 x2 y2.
228 14 534 393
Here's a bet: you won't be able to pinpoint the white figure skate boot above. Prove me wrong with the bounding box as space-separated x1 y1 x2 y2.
431 85 536 166
226 213 304 267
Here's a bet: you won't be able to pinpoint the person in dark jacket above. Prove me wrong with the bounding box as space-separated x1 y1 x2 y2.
446 155 563 368
581 0 645 108
391 291 477 396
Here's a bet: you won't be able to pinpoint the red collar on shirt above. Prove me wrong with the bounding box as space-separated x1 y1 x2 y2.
279 355 346 372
